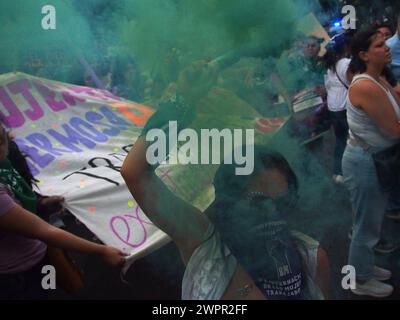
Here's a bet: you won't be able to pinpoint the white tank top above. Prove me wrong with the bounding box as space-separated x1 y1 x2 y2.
346 74 400 148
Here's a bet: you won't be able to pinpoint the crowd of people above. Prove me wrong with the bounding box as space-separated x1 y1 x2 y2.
1 9 400 300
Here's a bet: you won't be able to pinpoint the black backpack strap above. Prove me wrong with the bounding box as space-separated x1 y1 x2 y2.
334 66 349 90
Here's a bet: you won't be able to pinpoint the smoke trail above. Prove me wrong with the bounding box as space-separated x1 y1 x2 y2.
118 0 310 76
0 0 97 79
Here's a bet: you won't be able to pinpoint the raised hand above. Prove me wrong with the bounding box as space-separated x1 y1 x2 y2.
177 60 219 105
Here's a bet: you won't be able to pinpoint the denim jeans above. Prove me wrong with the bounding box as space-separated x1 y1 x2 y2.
329 110 348 175
342 143 389 281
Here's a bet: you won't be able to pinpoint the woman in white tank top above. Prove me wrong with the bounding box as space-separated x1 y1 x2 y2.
342 30 400 298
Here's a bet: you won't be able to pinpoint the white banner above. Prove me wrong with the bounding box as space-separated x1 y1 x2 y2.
0 72 289 271
0 72 171 270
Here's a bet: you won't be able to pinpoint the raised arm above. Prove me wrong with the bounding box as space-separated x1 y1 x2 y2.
121 61 218 261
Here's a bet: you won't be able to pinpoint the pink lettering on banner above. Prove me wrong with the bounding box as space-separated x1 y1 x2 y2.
0 86 25 128
33 80 67 112
67 85 122 102
7 79 43 121
99 89 124 101
35 80 86 106
62 91 86 106
110 206 154 249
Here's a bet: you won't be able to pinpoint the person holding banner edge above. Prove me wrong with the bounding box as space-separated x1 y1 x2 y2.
0 124 127 299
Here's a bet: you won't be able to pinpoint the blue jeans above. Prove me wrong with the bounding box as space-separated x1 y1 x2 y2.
342 143 389 281
329 110 348 175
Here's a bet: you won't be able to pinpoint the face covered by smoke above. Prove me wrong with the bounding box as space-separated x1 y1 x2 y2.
211 191 307 300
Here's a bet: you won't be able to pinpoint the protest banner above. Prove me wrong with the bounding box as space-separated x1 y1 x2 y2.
0 72 288 270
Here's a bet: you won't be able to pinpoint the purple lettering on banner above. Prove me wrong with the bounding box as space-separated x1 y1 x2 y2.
110 206 154 249
85 111 120 136
48 124 96 152
7 79 44 121
15 138 55 169
26 133 71 156
33 80 67 112
70 117 109 143
0 86 25 128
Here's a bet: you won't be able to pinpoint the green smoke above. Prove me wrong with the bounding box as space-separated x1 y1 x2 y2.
118 0 303 77
0 0 96 79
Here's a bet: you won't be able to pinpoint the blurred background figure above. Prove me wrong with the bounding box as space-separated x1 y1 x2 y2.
111 55 145 102
386 14 400 82
323 31 354 184
376 23 394 40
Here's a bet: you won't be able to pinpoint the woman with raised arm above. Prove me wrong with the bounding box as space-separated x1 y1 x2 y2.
122 61 330 300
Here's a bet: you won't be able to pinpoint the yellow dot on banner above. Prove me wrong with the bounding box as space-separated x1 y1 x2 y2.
89 207 96 213
55 143 61 147
55 170 60 174
37 180 43 185
128 201 136 208
31 124 36 129
59 116 64 121
95 127 101 131
92 107 97 111
113 148 119 152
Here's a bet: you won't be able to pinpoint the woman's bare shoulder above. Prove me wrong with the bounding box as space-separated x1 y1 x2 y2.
349 79 385 107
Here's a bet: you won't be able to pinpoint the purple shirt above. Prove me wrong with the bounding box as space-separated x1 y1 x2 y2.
0 184 47 274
